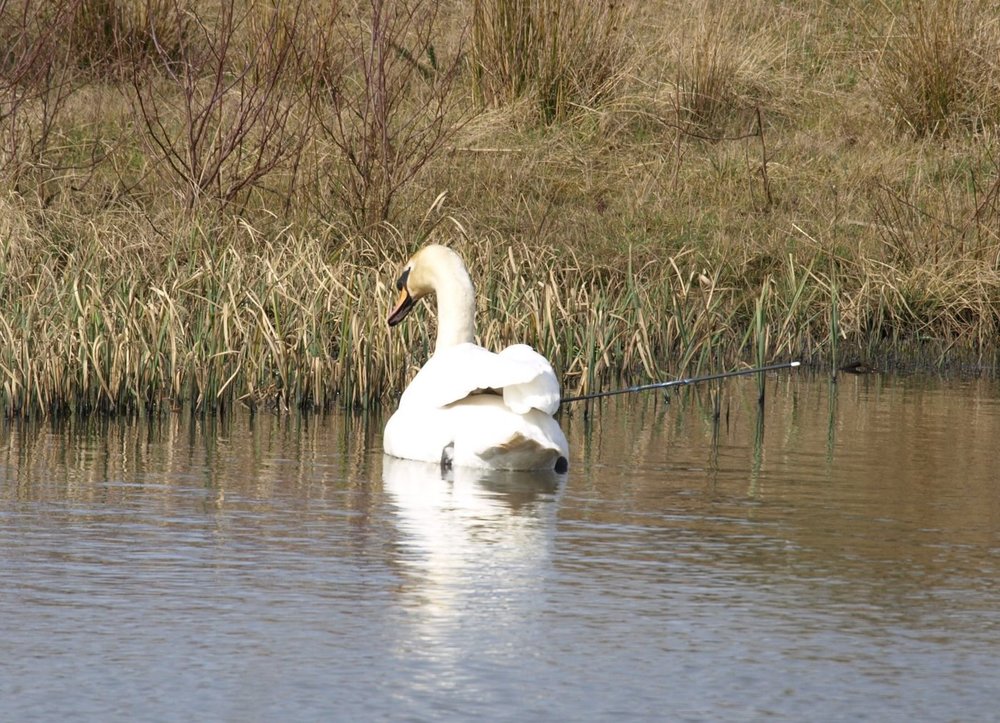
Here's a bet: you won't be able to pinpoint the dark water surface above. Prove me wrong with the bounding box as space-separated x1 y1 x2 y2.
1 375 998 721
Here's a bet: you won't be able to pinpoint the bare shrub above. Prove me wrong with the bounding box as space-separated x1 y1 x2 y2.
130 0 307 211
307 0 466 231
470 0 632 124
0 0 81 186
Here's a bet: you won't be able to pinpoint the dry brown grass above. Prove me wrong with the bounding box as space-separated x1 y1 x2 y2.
2 0 1000 417
470 0 632 124
872 0 1000 136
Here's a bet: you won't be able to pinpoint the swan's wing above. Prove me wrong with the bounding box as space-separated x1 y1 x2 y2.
496 344 561 415
397 344 502 409
398 343 561 414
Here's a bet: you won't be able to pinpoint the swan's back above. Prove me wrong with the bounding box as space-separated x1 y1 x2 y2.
398 343 560 416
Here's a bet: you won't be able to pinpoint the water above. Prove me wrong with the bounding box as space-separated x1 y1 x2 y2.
1 375 998 721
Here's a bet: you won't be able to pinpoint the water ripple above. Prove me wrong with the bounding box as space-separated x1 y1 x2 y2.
1 378 999 720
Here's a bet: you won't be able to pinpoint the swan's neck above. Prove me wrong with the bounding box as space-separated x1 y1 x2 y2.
433 270 476 352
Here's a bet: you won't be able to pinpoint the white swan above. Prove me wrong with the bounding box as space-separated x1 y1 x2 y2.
383 245 569 472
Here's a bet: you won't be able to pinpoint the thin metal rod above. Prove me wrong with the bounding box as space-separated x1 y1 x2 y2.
561 361 802 404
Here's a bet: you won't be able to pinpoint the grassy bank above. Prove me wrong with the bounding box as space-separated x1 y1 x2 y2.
2 0 999 416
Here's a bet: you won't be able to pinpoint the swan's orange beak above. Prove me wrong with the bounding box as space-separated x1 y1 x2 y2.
387 287 415 326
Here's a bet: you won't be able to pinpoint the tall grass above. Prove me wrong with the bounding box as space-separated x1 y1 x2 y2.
0 214 997 419
5 193 994 419
670 3 782 136
66 0 190 79
0 202 820 417
873 0 1000 136
2 0 1000 418
470 0 632 123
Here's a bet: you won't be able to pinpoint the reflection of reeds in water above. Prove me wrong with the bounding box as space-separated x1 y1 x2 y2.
0 409 382 510
748 404 765 498
827 377 838 466
830 264 841 384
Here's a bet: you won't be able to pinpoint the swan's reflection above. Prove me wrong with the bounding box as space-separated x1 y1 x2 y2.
382 455 562 637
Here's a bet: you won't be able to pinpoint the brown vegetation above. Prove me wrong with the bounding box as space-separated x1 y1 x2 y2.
1 0 999 416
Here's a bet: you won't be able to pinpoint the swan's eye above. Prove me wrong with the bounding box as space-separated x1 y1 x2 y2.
395 268 410 291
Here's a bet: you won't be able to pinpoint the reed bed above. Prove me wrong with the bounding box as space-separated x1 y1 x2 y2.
2 0 1000 417
2 199 996 418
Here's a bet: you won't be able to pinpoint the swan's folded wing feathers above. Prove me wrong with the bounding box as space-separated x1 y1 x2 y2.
398 343 561 414
497 345 561 415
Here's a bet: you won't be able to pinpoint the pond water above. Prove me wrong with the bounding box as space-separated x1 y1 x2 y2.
1 373 998 721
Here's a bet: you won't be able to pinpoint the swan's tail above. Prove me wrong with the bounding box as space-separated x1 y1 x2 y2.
474 432 566 471
454 405 569 471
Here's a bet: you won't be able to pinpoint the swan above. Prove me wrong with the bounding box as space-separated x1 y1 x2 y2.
383 245 569 472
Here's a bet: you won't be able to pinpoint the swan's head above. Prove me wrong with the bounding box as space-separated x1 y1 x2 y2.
387 245 471 327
